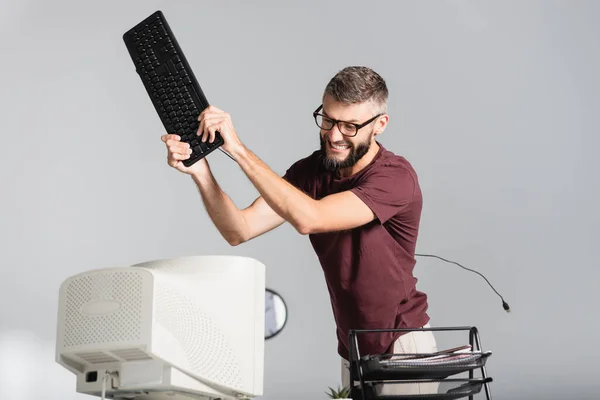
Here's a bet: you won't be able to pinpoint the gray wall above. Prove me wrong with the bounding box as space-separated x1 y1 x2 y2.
1 0 599 399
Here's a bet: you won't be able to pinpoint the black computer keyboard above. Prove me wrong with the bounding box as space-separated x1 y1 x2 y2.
123 10 224 166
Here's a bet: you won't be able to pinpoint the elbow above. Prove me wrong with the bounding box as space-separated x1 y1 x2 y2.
295 224 311 235
293 209 321 235
294 219 317 235
225 217 256 246
227 238 243 247
225 233 249 247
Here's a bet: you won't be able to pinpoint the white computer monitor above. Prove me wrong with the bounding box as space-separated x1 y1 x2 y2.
55 255 265 400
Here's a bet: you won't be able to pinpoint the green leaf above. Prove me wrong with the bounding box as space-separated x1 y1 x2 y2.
325 385 351 398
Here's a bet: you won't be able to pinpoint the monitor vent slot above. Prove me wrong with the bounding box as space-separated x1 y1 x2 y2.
74 351 119 364
112 348 152 361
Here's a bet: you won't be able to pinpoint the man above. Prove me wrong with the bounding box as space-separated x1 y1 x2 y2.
161 66 437 394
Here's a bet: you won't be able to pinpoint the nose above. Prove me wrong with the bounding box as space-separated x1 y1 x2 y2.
326 123 345 143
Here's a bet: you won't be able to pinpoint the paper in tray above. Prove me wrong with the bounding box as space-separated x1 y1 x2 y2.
358 351 492 381
382 351 488 366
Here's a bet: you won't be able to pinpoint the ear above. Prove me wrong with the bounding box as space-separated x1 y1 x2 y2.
373 114 389 136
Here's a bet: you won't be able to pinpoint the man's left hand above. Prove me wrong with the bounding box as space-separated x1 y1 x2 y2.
197 106 243 155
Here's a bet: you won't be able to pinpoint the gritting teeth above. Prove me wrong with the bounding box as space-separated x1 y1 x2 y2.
331 143 350 150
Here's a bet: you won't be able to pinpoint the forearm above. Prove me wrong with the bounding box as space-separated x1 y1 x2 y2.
231 145 318 234
191 168 250 245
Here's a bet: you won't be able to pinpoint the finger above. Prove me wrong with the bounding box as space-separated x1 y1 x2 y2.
199 115 226 126
198 108 209 122
198 117 205 138
197 115 214 136
201 117 227 142
167 143 190 158
167 140 190 153
168 157 180 168
199 107 210 121
202 123 210 143
198 105 224 122
201 120 216 142
198 116 223 137
168 147 191 165
169 148 192 160
170 151 190 161
197 115 218 138
207 124 221 143
162 133 180 142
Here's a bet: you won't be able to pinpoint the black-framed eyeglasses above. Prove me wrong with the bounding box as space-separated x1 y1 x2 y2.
313 104 383 137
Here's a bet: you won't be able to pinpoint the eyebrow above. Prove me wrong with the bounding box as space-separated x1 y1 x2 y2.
322 109 361 124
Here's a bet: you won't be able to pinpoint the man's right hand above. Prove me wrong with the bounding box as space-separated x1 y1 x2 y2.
161 134 208 175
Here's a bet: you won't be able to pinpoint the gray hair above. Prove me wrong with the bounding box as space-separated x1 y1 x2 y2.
323 66 388 113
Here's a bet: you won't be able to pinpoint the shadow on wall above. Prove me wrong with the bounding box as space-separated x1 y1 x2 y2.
0 330 84 400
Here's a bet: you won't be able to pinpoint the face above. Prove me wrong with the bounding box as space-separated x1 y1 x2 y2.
318 96 383 172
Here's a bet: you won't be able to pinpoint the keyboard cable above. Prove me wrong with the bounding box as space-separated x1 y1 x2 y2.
415 253 511 312
218 147 236 161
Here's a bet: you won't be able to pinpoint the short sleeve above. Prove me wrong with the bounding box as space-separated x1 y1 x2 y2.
350 165 417 224
282 160 303 189
282 151 320 195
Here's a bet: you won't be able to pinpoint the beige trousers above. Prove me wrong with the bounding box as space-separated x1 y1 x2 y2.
341 324 439 396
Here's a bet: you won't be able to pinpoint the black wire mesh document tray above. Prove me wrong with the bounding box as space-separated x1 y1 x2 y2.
359 351 492 381
348 326 494 400
356 377 493 400
122 10 224 166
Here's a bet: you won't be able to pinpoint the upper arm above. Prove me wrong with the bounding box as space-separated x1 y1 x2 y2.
307 166 417 234
307 191 376 234
240 196 286 241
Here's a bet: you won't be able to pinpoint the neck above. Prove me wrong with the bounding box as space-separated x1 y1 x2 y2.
338 141 380 178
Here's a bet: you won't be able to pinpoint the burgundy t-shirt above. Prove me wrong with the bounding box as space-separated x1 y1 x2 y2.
283 142 430 360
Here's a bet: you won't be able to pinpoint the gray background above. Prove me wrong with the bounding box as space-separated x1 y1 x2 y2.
1 0 599 399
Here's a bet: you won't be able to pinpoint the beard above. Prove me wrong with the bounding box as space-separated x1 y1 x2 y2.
320 131 373 172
